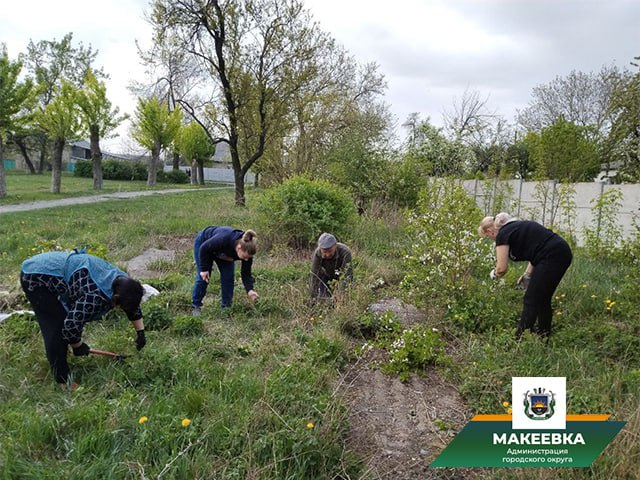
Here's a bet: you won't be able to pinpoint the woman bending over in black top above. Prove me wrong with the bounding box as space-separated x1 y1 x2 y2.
478 213 572 338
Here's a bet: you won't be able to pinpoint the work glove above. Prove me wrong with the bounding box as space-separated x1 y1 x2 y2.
72 342 91 356
135 329 147 351
489 268 498 280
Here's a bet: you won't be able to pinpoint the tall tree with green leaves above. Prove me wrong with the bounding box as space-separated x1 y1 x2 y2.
24 32 104 172
0 46 36 197
36 80 83 193
607 58 640 180
175 121 214 185
524 117 600 182
77 69 128 190
131 96 182 186
406 119 475 177
151 0 335 206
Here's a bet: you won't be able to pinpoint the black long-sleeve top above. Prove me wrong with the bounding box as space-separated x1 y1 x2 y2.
197 226 255 292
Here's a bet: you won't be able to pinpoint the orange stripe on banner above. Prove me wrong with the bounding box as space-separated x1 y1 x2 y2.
470 414 611 422
566 414 610 421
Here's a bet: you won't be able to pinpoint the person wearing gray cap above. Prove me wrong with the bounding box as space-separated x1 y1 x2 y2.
309 233 353 300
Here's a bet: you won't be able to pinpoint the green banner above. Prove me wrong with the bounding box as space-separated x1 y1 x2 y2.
431 420 626 467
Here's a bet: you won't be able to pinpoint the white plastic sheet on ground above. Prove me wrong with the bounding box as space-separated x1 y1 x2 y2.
0 310 35 323
142 284 160 302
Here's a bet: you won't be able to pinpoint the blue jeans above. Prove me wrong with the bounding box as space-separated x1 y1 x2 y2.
192 232 236 308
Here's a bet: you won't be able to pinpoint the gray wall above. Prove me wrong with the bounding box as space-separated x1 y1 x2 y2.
165 165 255 184
462 178 640 245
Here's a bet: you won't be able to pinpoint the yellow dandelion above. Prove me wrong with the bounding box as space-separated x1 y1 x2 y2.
138 416 148 424
556 311 562 316
502 401 510 408
591 295 597 299
306 422 314 429
507 407 513 414
182 418 191 427
581 284 587 288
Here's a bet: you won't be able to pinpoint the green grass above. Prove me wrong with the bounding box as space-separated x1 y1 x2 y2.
0 186 400 479
0 170 225 205
1 175 639 479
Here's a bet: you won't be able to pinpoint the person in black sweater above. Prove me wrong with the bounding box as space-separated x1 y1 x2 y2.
478 213 572 338
191 226 259 314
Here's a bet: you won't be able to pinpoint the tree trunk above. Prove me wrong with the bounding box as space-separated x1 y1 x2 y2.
228 141 246 206
51 137 64 193
38 143 46 173
90 126 103 190
15 137 37 174
0 135 6 197
233 167 245 206
173 150 180 171
147 141 160 186
191 159 198 185
38 135 49 173
198 161 204 186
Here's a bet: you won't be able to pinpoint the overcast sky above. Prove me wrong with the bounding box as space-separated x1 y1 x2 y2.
2 0 639 150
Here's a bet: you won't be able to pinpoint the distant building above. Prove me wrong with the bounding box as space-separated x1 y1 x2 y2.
68 140 149 170
4 139 149 172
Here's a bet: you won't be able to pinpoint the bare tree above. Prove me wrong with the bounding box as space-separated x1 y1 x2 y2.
443 88 498 144
517 66 621 137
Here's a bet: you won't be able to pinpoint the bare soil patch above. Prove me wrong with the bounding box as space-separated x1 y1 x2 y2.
123 248 176 279
338 298 486 479
122 235 193 279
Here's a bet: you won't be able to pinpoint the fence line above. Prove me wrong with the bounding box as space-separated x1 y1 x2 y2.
461 179 640 246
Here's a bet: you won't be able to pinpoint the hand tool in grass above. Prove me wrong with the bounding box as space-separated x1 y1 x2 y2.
89 348 128 360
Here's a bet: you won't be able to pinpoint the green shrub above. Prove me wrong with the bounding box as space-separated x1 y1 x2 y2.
73 159 148 181
157 169 189 184
384 156 427 207
101 160 147 181
73 160 93 178
256 176 357 248
172 314 204 336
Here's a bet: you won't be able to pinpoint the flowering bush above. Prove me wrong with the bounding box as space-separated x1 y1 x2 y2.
401 179 492 309
379 325 447 382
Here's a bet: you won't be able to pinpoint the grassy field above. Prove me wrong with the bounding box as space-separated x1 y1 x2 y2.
0 170 218 205
0 180 639 479
0 187 406 479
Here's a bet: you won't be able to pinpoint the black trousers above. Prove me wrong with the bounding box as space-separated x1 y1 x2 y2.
20 276 71 384
518 237 572 338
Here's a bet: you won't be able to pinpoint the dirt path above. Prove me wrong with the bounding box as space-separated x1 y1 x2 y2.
338 298 485 480
0 186 232 214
